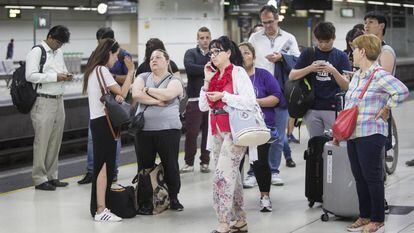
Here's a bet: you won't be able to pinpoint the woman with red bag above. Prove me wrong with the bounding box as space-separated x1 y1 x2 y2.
342 34 408 233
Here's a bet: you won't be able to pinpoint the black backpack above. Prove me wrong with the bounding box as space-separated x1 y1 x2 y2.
10 45 46 114
284 47 316 118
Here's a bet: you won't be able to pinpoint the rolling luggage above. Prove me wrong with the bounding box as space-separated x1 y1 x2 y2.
320 141 359 221
304 135 331 207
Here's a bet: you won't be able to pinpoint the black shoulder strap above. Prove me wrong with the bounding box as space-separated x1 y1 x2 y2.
307 46 316 66
32 45 47 73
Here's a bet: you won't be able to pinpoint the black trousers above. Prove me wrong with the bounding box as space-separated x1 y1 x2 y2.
135 129 181 198
252 143 271 193
347 134 386 222
90 116 117 217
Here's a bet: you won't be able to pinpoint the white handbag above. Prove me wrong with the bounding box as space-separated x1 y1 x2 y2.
224 104 270 147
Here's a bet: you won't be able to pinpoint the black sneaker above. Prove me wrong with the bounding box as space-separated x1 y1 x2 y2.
170 198 184 211
286 159 296 168
35 181 56 191
406 159 414 167
49 179 69 187
77 172 92 185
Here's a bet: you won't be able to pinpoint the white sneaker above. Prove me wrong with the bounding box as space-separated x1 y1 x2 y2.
200 164 210 173
180 164 194 173
94 208 122 222
271 173 284 186
243 174 257 188
260 195 272 212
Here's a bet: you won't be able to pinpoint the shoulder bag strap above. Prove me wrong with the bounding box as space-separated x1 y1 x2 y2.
358 68 382 100
96 66 119 140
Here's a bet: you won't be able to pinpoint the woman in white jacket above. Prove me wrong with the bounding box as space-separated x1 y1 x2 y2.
199 36 256 233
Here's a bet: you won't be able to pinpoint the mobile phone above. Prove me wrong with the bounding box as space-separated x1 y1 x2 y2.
315 60 327 65
210 62 217 71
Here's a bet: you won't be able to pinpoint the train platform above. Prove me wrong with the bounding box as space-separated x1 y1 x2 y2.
0 99 414 233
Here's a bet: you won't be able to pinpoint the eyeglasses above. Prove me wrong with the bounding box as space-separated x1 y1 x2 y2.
261 20 275 25
54 39 63 46
209 49 224 57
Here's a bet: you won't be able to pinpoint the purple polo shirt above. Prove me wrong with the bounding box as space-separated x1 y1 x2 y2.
250 67 283 127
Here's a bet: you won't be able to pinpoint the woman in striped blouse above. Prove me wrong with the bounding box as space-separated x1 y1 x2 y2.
344 34 409 233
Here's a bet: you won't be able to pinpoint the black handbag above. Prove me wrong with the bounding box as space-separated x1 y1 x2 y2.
106 184 137 218
128 104 148 136
132 164 170 215
96 66 131 138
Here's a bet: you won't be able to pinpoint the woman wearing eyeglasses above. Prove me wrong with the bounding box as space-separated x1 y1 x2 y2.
199 36 256 233
83 39 134 222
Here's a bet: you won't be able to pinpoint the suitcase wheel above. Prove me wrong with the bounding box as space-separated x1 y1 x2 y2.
308 201 315 208
321 213 329 222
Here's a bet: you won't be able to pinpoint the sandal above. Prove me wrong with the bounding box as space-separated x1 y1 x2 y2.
230 223 248 233
347 218 370 232
362 222 384 233
211 230 230 233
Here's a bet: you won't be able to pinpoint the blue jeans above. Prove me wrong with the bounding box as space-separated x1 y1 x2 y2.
268 107 289 174
87 125 121 175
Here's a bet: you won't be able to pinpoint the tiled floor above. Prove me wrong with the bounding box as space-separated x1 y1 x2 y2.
0 100 413 233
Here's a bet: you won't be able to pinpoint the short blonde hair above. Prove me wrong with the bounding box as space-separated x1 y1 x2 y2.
351 34 382 61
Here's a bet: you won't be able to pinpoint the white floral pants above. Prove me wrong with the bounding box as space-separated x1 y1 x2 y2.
211 132 247 224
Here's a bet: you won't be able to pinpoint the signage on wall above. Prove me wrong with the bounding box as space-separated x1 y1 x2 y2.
8 9 21 18
34 13 51 29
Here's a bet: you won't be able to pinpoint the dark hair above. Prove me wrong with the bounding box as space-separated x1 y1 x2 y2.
209 36 243 66
151 49 173 74
144 38 166 64
83 39 119 94
313 22 336 40
248 23 263 37
260 5 278 18
353 24 364 31
11 39 14 42
364 11 387 35
47 25 70 43
238 42 256 59
96 27 114 40
345 27 364 52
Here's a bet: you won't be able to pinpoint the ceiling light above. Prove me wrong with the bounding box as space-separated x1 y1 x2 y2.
347 0 365 4
97 3 108 14
74 7 92 11
386 3 401 7
5 5 36 9
309 9 324 14
367 1 384 5
41 6 69 10
403 4 414 8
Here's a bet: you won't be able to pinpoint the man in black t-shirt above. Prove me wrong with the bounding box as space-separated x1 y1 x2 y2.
289 22 351 138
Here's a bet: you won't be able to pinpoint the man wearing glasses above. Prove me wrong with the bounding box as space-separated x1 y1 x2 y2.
248 5 300 186
26 25 72 191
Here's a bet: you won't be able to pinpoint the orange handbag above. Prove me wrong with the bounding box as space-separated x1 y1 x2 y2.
332 68 382 141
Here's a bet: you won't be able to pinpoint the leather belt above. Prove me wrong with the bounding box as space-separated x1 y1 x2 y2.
212 109 227 115
37 93 63 99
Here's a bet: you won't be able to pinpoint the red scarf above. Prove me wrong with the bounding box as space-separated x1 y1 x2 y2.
207 64 234 135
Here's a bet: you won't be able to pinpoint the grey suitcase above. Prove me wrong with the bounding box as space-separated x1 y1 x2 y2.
321 141 359 221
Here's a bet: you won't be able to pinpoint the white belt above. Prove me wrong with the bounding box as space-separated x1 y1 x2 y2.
187 97 199 102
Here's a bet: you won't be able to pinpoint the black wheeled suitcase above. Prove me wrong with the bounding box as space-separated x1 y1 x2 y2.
304 135 331 207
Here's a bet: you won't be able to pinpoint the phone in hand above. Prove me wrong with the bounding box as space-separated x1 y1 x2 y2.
210 62 217 72
315 60 327 65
